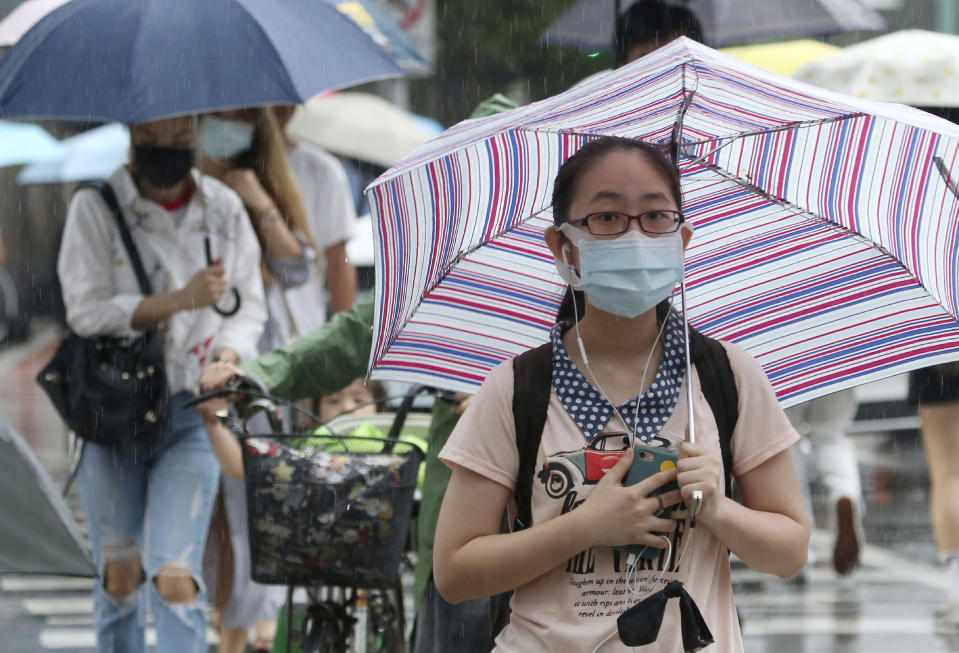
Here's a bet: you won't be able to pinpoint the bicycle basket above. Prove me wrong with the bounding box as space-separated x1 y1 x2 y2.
241 434 424 588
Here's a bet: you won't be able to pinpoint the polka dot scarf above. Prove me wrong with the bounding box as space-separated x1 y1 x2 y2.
549 310 686 443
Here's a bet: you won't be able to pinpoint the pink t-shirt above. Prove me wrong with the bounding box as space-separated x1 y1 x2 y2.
440 341 799 653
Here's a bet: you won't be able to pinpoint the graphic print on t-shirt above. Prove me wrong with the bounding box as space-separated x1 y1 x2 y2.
538 431 687 574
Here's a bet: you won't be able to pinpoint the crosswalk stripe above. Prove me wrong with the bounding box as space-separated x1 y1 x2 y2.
23 597 93 616
39 628 220 649
742 615 937 636
0 577 93 592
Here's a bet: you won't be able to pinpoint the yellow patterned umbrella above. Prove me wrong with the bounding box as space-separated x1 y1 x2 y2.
720 39 839 77
796 30 959 106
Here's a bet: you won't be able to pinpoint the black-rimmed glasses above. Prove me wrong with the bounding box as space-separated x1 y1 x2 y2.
567 210 684 236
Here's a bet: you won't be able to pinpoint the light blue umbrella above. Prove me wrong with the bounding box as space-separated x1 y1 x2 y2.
0 119 63 166
17 122 128 184
328 0 431 76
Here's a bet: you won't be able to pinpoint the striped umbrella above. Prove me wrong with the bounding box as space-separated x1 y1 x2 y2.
366 37 959 407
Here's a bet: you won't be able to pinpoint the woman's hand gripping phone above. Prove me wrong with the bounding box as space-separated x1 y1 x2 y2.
578 440 682 558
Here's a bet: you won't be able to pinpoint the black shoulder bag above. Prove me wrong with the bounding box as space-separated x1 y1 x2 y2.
37 181 170 450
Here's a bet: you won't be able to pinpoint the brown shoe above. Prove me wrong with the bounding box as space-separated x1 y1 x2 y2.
833 497 860 575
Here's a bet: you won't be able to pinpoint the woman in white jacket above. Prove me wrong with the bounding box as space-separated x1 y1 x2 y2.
57 115 266 653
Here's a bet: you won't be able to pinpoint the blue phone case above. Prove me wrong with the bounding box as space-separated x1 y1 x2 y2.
614 444 679 559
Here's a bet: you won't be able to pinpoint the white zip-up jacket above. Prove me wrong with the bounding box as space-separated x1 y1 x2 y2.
57 166 267 394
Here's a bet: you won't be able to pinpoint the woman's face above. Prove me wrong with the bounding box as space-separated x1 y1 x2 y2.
318 379 377 422
545 149 690 272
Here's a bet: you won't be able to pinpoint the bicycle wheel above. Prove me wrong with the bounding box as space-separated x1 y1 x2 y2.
302 599 353 653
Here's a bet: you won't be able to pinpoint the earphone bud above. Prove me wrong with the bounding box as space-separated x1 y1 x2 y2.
562 243 581 285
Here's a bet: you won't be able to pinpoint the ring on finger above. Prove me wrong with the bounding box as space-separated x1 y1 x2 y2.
654 494 665 516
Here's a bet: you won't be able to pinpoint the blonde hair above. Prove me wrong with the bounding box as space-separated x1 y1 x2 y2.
229 107 316 280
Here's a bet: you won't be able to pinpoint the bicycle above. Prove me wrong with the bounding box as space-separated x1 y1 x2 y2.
189 376 426 653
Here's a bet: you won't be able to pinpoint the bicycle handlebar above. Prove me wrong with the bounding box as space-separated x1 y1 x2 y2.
183 373 268 408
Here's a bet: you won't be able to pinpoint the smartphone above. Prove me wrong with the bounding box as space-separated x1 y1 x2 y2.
615 443 679 559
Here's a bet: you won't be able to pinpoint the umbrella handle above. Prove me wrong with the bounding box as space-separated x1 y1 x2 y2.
680 265 704 522
204 236 241 318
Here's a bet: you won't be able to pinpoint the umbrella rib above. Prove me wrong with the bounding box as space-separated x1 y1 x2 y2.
670 79 696 166
934 156 959 199
679 112 868 153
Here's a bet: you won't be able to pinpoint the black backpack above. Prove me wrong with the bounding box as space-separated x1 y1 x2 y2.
488 326 739 646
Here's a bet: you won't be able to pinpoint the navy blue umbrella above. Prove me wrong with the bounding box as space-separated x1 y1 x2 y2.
0 0 405 124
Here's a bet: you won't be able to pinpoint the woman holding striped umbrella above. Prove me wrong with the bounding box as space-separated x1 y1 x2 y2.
433 136 809 652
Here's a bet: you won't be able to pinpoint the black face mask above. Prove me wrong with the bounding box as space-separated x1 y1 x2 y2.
131 145 194 189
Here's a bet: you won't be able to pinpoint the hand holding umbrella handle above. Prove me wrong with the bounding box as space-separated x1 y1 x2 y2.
690 490 703 520
204 237 241 318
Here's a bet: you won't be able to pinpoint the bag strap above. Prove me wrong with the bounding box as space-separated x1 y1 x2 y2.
688 327 739 498
511 342 553 531
490 341 552 649
77 181 153 295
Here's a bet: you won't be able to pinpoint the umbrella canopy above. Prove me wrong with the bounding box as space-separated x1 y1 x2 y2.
0 0 68 46
329 0 431 76
17 122 128 184
285 92 443 168
366 38 959 408
541 0 885 51
0 118 62 166
0 0 403 124
720 39 839 77
0 0 432 75
796 30 959 107
0 406 94 576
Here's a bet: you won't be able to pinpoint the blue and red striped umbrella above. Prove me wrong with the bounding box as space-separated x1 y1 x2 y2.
366 38 959 407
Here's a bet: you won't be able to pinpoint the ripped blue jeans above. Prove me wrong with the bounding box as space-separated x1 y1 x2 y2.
75 392 220 653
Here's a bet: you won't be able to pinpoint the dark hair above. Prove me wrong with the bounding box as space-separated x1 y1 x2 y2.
551 136 682 227
615 0 705 66
368 379 388 413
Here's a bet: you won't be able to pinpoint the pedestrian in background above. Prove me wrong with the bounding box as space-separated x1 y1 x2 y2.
271 104 358 333
198 106 319 653
786 389 864 577
910 363 959 631
59 115 266 653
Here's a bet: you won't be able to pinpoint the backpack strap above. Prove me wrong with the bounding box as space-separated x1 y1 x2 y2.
688 327 739 497
511 342 553 531
76 181 154 295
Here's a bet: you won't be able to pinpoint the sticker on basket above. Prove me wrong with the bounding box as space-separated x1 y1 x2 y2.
253 518 292 539
270 460 295 482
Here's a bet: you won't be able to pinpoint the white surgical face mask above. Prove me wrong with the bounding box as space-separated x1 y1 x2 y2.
557 223 684 318
199 116 254 160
